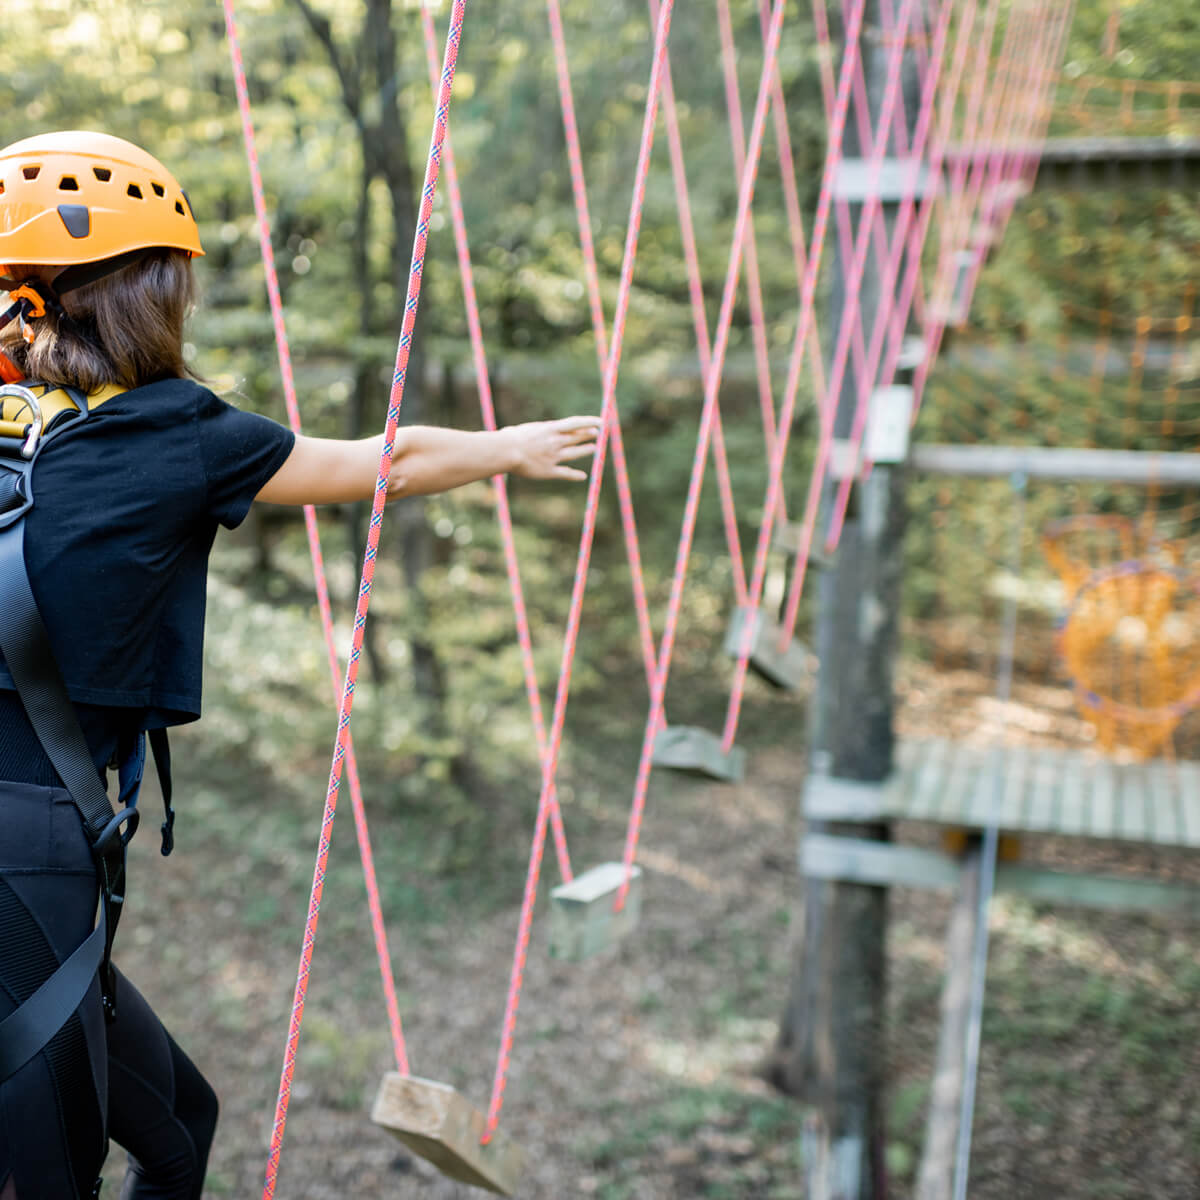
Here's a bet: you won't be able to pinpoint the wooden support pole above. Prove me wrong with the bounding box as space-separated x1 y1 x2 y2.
767 11 926 1198
371 1073 524 1195
916 846 982 1200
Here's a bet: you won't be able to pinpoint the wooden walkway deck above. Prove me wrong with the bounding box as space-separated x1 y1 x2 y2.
804 738 1200 850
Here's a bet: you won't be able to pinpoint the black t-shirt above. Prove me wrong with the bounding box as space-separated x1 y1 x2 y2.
0 378 294 773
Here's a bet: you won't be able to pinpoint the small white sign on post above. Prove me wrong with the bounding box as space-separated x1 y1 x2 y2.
865 384 914 464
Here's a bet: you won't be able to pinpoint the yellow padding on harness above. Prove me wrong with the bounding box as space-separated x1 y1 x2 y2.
0 382 125 437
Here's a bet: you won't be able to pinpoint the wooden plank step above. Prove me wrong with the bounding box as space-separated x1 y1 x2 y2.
770 518 836 569
1146 761 1180 846
651 725 745 783
1091 757 1117 841
1116 763 1149 844
1177 761 1200 846
723 606 810 691
371 1074 524 1195
1057 752 1089 838
548 862 642 962
905 738 951 821
1025 749 1060 834
963 748 1001 829
936 741 979 825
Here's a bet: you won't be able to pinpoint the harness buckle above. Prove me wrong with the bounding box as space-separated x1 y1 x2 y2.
91 804 140 860
0 383 44 458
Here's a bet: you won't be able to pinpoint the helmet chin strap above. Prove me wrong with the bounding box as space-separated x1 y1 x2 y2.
0 247 150 348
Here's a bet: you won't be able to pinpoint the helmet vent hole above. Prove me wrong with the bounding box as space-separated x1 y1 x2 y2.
126 183 143 199
21 166 39 181
151 182 165 197
58 175 79 191
175 200 185 215
92 167 112 182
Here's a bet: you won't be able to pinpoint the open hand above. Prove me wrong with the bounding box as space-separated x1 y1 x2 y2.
508 416 603 481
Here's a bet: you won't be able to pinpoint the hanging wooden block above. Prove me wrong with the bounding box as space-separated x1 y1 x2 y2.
652 724 745 782
724 606 810 691
770 517 836 569
371 1073 524 1196
548 861 643 962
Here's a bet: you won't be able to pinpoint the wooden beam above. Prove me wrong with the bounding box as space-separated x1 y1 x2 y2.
801 834 1200 917
996 865 1200 918
910 444 1200 486
804 773 892 822
916 847 982 1200
1032 136 1200 191
371 1074 524 1195
942 137 1200 191
802 834 962 892
548 862 643 962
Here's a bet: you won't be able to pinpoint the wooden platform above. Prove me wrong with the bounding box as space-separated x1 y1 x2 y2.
804 739 1200 849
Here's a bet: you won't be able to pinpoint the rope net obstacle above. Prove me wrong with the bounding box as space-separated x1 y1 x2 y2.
220 0 1075 1192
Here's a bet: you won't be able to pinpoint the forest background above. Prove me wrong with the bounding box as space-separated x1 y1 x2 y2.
1 0 1198 1197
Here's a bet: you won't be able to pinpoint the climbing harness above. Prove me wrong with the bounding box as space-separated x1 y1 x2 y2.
0 379 174 1082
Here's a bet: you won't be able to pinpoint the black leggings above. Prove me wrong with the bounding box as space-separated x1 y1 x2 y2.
0 782 218 1199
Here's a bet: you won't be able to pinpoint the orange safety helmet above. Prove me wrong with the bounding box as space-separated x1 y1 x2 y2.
0 130 204 271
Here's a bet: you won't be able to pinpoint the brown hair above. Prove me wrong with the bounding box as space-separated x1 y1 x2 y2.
0 249 197 393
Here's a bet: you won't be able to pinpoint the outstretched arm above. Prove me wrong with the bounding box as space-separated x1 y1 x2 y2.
256 416 602 506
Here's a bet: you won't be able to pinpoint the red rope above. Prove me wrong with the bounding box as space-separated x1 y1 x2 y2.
221 0 410 1088
714 0 789 534
914 0 1069 415
822 0 959 551
484 0 678 1140
649 0 749 608
715 0 871 753
546 0 665 722
765 0 1070 701
964 2 1076 297
417 6 573 886
257 2 468 1191
619 0 795 863
774 0 984 653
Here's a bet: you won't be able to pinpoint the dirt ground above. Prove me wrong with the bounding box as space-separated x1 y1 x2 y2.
99 654 1200 1199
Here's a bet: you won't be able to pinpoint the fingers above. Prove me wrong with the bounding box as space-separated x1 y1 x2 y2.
554 465 589 481
555 443 598 462
553 415 603 438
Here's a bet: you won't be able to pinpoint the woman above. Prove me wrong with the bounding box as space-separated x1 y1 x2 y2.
0 130 599 1199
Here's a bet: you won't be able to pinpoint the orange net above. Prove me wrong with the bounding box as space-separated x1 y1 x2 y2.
1052 560 1200 759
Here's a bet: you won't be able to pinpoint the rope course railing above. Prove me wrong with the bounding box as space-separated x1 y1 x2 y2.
220 0 1079 1192
1053 75 1200 136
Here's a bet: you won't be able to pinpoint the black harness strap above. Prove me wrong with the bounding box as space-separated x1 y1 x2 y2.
0 917 106 1082
0 523 116 838
0 382 164 1080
